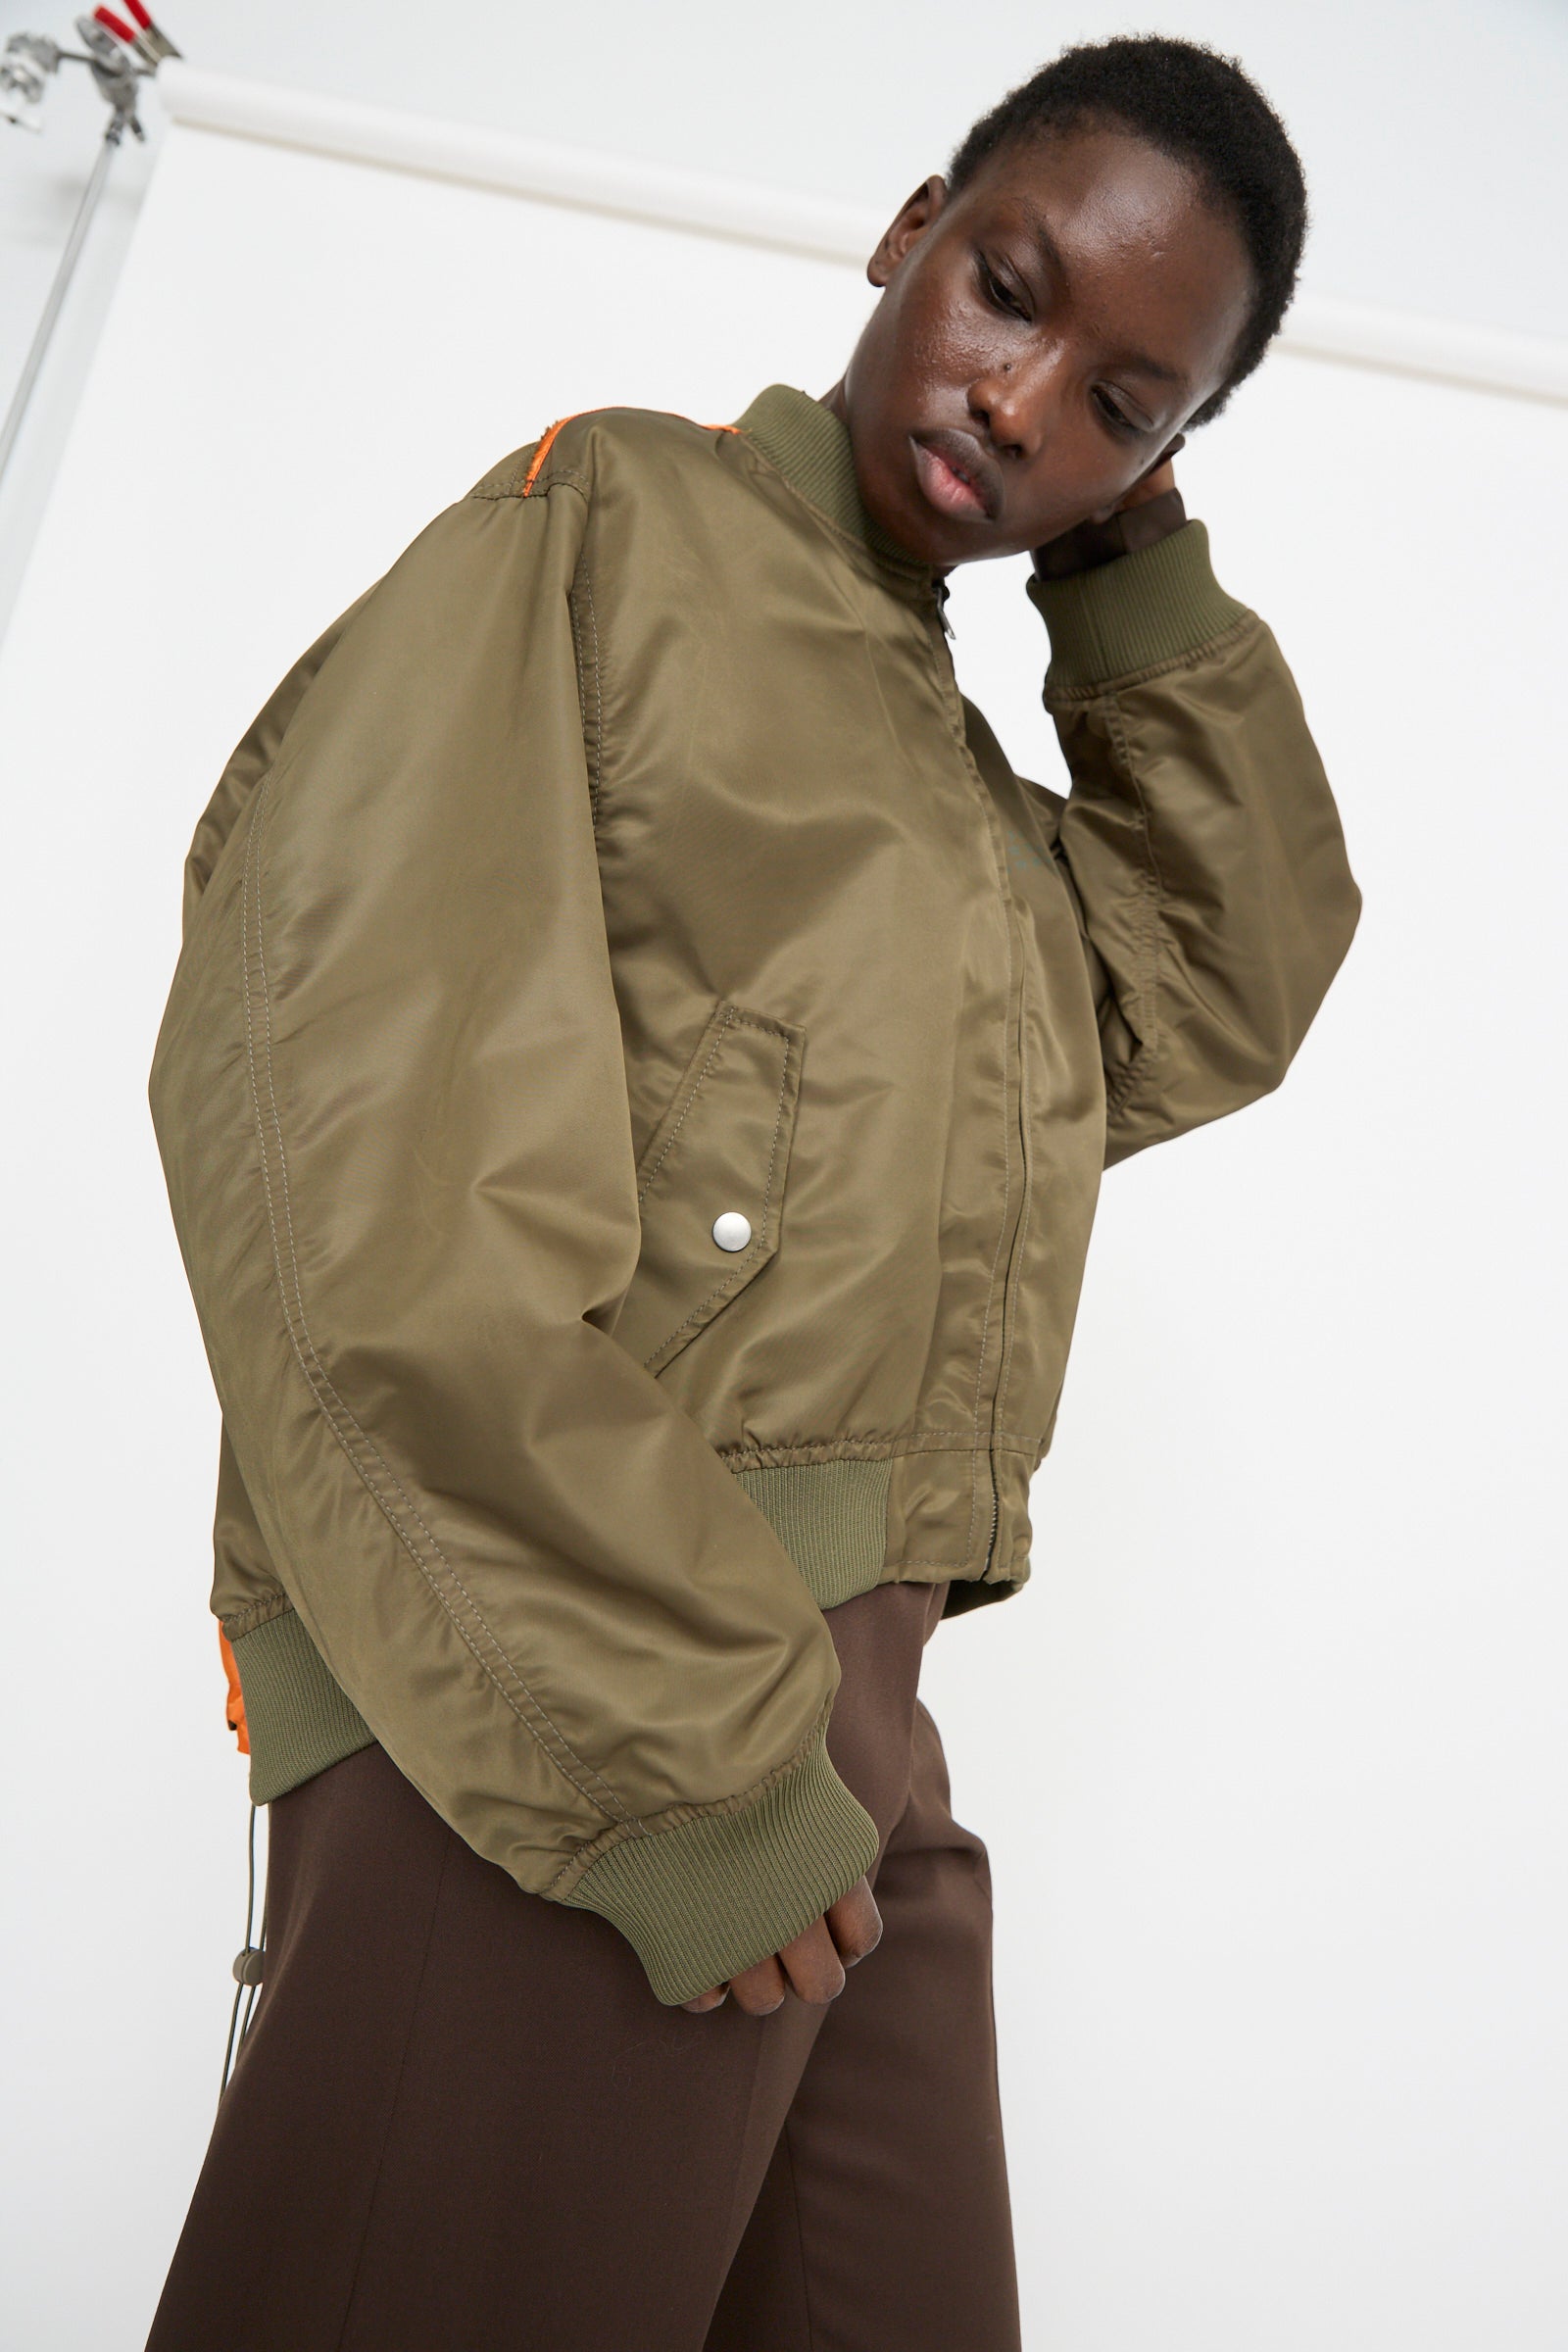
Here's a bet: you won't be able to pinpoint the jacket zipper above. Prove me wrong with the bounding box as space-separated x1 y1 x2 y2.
989 908 1036 1578
978 911 1033 1580
920 585 1029 1582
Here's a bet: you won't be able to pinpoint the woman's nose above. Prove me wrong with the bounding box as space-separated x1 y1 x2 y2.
967 359 1051 462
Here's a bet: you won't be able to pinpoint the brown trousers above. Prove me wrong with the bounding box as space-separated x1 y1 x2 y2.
146 1581 1023 2351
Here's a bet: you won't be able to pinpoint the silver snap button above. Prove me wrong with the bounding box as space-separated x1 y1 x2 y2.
711 1211 753 1252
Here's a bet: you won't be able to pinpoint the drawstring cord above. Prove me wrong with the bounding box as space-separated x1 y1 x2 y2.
219 1802 267 2104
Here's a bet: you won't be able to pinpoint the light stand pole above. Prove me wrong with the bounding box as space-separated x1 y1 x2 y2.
0 8 181 498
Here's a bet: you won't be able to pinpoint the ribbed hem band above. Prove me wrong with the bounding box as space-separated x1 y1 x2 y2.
231 1607 375 1804
733 1455 892 1608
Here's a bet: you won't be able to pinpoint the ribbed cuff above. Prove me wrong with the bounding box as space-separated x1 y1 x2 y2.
561 1721 881 2005
1028 519 1250 696
230 1607 375 1805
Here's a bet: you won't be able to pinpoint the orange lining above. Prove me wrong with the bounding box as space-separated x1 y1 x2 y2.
220 1625 250 1756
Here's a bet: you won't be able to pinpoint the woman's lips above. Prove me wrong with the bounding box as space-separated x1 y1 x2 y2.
911 430 1002 524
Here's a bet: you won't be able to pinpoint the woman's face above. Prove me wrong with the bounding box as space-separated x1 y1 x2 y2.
830 122 1256 565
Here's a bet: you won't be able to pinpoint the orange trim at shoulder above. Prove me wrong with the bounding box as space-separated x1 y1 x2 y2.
522 412 736 498
520 415 580 496
219 1626 250 1757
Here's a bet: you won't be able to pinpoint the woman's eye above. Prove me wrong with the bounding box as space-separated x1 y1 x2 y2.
1093 387 1137 436
979 258 1028 319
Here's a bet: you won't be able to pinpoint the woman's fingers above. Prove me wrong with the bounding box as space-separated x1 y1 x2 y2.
678 1879 884 2016
824 1877 883 1965
727 1953 791 2014
730 1919 845 2014
776 1917 847 2006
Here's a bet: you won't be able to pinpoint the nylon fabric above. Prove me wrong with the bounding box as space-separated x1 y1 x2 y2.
147 384 1359 2002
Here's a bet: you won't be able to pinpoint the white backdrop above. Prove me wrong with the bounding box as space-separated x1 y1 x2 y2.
2 80 1565 2352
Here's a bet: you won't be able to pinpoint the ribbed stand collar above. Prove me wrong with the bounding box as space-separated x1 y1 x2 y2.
733 384 939 595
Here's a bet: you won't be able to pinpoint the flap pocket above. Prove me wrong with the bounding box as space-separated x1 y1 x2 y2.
615 999 805 1374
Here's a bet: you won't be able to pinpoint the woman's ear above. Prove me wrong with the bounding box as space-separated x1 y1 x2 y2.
867 175 948 288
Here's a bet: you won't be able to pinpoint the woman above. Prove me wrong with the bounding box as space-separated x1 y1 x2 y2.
146 34 1359 2349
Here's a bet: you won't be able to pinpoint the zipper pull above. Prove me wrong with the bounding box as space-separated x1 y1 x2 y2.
932 576 956 640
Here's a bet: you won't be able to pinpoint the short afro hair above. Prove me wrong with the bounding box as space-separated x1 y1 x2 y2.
947 35 1307 424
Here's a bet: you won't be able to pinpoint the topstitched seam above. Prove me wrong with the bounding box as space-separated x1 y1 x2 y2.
568 542 606 834
992 946 1032 1443
240 776 633 1831
954 733 1016 1571
637 1006 737 1204
583 563 604 830
519 416 574 495
470 465 590 505
1102 695 1165 1125
544 1690 834 1901
721 1431 1035 1451
645 1027 795 1366
569 580 588 762
220 1593 297 1641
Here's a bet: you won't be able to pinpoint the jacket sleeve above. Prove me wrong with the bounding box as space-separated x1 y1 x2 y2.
1020 519 1361 1166
148 455 878 2006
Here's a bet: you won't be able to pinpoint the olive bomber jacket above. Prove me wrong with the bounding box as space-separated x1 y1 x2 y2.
148 383 1360 2005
